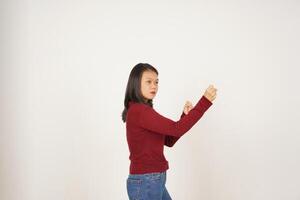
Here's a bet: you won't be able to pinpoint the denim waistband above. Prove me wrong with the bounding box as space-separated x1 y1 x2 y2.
129 171 166 178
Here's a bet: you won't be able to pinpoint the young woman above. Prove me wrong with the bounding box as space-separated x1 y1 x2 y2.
122 63 217 200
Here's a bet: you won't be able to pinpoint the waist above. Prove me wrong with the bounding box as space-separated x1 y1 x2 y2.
129 160 169 174
129 171 166 177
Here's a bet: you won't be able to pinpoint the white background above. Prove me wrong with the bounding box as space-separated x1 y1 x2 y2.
1 0 300 199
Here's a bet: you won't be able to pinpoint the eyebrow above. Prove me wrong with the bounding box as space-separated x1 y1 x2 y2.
145 78 159 81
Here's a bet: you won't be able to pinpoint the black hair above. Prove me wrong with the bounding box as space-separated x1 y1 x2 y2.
121 63 158 123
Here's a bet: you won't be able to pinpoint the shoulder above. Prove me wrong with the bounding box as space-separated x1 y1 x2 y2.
127 103 153 124
128 102 157 118
128 102 152 113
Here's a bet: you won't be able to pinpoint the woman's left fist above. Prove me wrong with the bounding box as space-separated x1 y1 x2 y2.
183 101 194 115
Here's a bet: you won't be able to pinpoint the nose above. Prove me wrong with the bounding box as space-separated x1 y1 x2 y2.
151 82 157 88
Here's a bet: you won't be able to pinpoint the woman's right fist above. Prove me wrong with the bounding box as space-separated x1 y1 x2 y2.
204 84 217 102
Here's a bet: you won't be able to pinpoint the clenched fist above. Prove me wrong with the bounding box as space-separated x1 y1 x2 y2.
204 84 217 102
183 101 194 115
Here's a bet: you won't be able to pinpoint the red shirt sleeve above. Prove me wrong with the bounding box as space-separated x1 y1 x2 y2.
138 95 213 138
164 111 185 147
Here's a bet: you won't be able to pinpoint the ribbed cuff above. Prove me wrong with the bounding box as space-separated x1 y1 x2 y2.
194 95 213 112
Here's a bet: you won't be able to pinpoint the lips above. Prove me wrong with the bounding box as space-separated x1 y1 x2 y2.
150 91 156 94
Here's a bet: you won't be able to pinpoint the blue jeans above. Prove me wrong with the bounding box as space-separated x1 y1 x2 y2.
126 171 172 200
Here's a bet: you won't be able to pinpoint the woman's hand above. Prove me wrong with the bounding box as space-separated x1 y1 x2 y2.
204 84 217 102
183 101 194 115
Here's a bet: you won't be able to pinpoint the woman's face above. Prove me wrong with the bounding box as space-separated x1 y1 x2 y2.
141 70 159 102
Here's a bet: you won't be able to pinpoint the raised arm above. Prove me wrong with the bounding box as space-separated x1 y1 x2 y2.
138 95 212 138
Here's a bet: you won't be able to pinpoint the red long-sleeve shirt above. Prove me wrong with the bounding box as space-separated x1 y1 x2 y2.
126 95 213 174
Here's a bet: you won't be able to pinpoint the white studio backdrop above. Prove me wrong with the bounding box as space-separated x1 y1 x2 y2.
1 1 300 200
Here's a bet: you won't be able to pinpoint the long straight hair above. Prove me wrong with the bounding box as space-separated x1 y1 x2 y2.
122 63 158 123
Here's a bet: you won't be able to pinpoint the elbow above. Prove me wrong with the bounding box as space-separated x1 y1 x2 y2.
165 143 174 148
164 139 175 147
